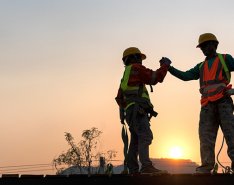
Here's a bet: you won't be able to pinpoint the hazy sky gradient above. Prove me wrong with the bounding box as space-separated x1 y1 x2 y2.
1 0 234 173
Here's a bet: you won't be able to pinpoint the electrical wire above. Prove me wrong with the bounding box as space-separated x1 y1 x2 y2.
0 163 52 169
0 165 52 172
1 168 55 174
0 163 55 174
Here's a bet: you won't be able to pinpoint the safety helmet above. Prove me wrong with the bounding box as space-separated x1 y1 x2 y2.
122 47 146 61
196 33 219 48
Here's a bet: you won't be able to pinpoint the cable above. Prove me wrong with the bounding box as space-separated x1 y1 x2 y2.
216 135 233 174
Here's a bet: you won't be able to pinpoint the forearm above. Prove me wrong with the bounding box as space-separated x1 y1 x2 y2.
154 64 170 83
136 64 169 85
169 66 199 81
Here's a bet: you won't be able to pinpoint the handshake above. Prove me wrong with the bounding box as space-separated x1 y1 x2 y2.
159 57 172 66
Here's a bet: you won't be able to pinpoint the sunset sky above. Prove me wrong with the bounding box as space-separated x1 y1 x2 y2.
1 0 234 174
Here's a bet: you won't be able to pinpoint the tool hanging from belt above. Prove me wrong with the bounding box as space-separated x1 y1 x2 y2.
119 107 129 173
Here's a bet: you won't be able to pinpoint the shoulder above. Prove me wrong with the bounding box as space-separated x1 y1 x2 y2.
224 54 234 61
197 61 203 66
219 54 234 65
221 54 234 70
131 63 147 70
196 62 204 70
217 53 233 60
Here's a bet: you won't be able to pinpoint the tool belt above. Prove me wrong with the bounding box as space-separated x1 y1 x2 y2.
127 97 158 119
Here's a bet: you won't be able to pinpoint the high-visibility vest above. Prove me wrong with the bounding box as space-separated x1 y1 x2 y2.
199 54 231 106
120 65 153 110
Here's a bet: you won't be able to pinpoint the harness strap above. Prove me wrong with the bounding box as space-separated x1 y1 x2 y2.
218 53 230 83
202 85 226 98
200 83 226 93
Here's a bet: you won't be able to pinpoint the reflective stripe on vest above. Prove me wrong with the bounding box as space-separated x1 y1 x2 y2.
199 54 229 106
120 65 151 110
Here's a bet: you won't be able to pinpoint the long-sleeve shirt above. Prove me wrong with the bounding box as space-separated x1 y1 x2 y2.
116 63 170 108
169 54 234 81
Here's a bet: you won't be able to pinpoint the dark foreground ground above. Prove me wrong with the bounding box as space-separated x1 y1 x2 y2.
0 174 234 185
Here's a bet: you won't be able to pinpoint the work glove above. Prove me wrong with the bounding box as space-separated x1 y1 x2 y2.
159 57 172 66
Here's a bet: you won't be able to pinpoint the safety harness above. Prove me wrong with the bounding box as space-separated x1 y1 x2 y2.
199 53 231 106
120 65 157 119
199 53 230 82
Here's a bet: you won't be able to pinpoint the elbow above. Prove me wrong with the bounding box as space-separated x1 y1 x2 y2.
151 70 168 84
178 77 192 81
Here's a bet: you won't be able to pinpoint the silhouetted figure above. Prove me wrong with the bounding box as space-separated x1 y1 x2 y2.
115 47 170 174
161 33 234 173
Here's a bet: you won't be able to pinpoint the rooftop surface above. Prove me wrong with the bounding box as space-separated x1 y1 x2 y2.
1 174 234 185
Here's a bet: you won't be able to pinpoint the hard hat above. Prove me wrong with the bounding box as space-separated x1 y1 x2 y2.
197 33 219 48
122 47 146 60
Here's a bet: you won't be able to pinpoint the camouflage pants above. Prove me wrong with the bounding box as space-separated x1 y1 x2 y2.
199 96 234 169
125 104 153 173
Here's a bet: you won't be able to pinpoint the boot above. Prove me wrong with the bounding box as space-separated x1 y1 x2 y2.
195 165 213 174
140 165 168 174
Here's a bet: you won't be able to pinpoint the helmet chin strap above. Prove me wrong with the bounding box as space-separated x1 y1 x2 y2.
123 56 129 65
124 56 128 63
123 55 142 66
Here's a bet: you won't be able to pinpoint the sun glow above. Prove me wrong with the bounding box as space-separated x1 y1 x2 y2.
169 146 183 159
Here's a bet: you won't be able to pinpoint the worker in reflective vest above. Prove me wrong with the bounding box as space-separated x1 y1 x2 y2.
115 47 170 174
161 33 234 173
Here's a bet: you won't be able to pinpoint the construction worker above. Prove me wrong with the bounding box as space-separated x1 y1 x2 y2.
160 33 234 173
115 47 170 174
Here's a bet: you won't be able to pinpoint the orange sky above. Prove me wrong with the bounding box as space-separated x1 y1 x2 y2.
1 0 234 174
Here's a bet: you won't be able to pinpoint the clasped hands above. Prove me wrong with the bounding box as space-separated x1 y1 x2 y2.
159 57 172 66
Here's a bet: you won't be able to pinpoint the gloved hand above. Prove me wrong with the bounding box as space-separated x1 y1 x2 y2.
159 57 172 66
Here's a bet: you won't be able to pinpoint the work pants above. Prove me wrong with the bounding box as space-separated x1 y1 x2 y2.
125 104 153 173
199 96 234 169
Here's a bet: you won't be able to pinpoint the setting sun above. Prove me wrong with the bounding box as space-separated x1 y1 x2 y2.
169 146 183 159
